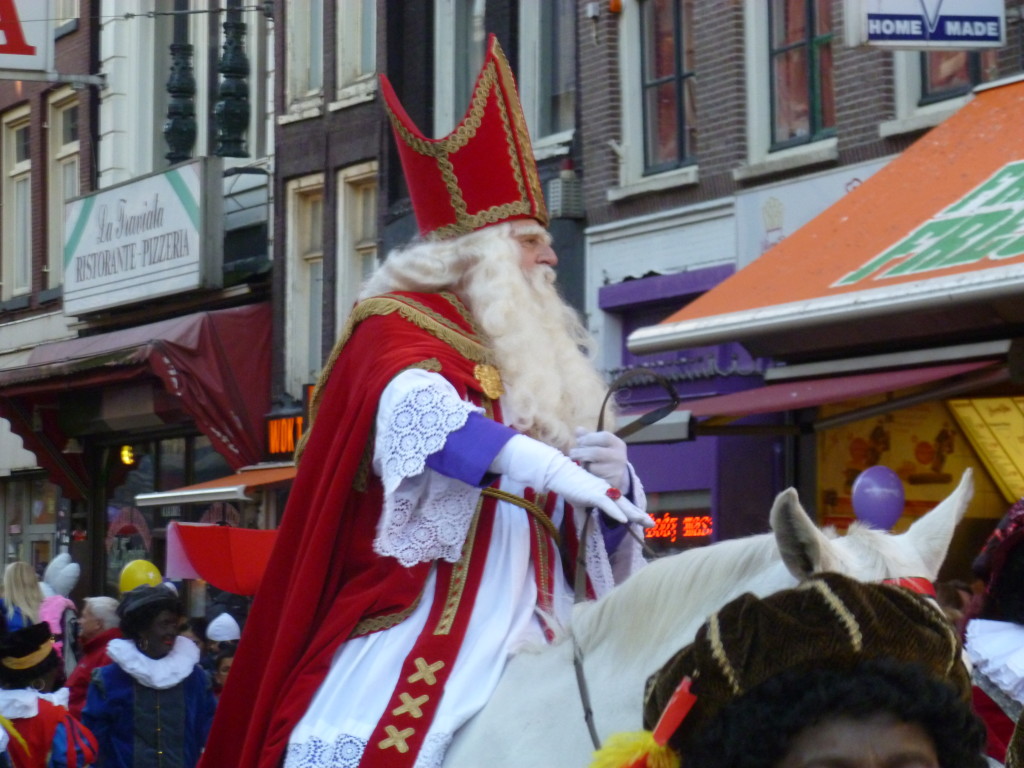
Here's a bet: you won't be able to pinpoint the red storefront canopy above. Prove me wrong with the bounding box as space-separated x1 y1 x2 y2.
0 303 271 499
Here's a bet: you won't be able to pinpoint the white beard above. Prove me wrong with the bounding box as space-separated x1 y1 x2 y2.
361 223 613 453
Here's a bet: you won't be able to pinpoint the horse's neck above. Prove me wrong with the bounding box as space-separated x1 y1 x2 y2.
574 533 797 662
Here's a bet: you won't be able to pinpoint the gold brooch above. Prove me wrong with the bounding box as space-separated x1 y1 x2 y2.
473 363 504 399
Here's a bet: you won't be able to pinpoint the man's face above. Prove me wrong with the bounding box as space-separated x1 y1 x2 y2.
79 606 103 643
511 220 557 273
139 609 180 660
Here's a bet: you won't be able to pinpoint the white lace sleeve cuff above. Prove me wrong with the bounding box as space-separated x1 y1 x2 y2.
373 370 484 566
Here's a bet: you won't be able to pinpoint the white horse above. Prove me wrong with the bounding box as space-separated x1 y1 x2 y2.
444 468 975 767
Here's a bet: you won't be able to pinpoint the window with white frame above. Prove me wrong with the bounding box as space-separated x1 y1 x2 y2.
639 0 696 174
3 109 32 301
286 0 325 111
286 176 325 396
48 92 80 289
612 0 698 197
333 0 376 108
919 50 998 105
519 0 576 150
767 0 835 150
882 49 999 139
434 0 488 135
737 0 837 180
55 0 79 24
335 162 377 323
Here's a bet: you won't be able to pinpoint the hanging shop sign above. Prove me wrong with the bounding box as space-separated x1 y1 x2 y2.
846 0 1006 49
63 158 224 316
0 0 54 72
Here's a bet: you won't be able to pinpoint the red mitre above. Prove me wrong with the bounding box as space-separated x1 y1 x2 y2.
380 34 548 240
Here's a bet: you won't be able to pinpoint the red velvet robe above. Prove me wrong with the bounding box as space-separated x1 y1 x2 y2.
200 292 516 768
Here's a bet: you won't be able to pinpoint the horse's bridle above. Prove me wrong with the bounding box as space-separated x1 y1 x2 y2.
572 370 680 749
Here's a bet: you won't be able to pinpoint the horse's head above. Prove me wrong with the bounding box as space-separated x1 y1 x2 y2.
773 468 974 583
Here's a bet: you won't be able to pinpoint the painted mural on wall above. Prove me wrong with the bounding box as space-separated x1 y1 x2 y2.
818 397 1006 529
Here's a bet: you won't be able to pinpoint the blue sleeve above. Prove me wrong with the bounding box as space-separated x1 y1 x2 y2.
424 411 516 486
81 672 109 760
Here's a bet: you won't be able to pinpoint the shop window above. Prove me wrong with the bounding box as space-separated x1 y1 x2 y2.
519 0 576 152
639 0 696 174
48 93 80 289
768 0 835 150
336 162 377 323
434 0 488 135
919 50 999 105
286 0 324 110
285 175 325 397
2 108 31 301
333 0 376 108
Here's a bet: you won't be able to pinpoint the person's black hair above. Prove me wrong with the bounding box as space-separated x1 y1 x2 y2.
215 642 237 667
684 658 987 768
980 542 1024 625
119 593 182 642
185 616 209 643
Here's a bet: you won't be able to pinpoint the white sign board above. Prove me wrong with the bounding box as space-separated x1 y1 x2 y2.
846 0 1006 49
63 159 224 316
0 0 54 72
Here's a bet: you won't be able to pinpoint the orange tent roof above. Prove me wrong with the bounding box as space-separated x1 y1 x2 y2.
629 78 1024 359
134 464 296 507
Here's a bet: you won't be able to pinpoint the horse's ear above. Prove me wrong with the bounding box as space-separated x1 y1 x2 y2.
771 487 835 581
899 467 974 579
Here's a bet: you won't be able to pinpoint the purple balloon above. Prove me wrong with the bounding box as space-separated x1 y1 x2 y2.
851 466 905 530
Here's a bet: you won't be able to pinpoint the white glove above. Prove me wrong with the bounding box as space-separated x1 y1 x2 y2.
569 427 630 490
491 435 654 528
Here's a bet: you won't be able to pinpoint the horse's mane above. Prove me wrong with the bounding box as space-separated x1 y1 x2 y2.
573 531 795 656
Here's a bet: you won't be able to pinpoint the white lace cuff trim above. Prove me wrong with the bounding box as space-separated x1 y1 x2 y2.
373 371 484 567
376 371 480 495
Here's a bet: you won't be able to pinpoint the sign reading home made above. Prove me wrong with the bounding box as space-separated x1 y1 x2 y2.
847 0 1005 49
63 158 224 316
835 161 1024 287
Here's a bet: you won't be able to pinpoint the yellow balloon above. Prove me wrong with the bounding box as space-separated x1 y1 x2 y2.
119 560 162 594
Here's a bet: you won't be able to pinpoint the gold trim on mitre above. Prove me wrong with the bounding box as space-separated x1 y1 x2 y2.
380 35 548 240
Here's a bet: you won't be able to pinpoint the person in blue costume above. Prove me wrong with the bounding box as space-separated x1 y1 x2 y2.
82 585 215 768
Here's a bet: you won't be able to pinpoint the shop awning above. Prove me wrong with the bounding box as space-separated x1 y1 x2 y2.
689 359 1006 425
621 359 1009 441
0 303 271 499
629 79 1024 361
134 464 296 507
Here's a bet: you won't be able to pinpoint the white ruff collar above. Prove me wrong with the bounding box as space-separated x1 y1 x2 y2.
0 689 40 719
966 619 1024 705
106 636 199 690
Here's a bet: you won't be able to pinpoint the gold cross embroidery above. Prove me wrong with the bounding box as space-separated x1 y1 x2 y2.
408 657 445 686
393 692 430 719
378 725 415 753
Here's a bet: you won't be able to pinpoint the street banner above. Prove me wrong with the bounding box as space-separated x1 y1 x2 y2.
0 0 54 72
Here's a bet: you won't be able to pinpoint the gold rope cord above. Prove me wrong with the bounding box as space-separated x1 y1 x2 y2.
481 487 561 546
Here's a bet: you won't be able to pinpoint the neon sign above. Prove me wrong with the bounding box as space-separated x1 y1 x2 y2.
644 512 714 543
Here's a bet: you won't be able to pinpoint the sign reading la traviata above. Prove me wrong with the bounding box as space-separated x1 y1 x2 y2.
0 0 54 72
63 158 224 316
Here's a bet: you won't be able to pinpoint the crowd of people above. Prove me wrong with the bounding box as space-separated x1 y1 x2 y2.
0 558 240 767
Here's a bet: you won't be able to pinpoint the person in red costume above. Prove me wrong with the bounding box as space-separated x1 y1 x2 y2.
64 597 121 719
200 35 653 768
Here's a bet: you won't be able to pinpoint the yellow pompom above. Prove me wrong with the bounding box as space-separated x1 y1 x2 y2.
590 731 681 768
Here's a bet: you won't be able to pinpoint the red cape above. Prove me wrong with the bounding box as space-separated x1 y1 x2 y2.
200 292 496 768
